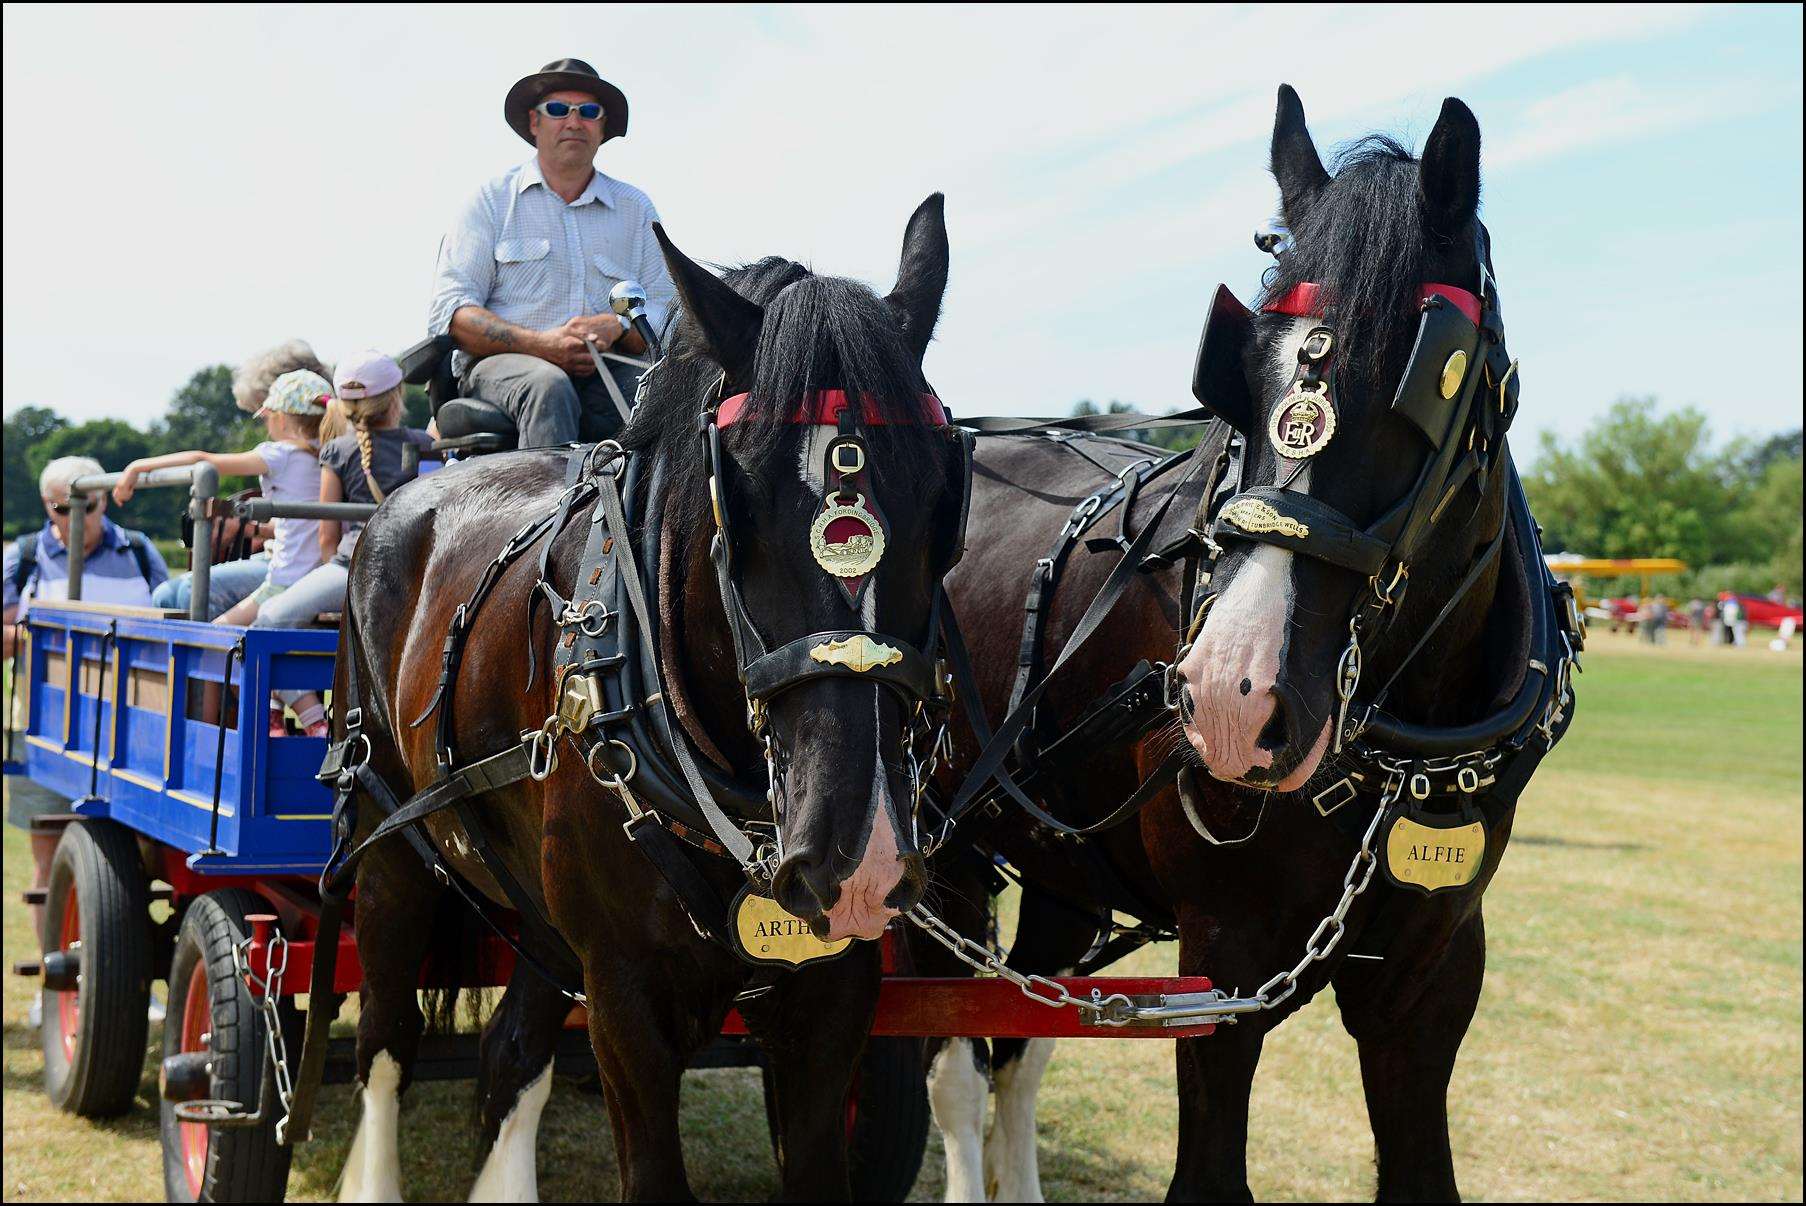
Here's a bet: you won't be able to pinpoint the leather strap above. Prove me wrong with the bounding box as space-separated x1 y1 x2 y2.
1210 484 1391 577
742 630 937 703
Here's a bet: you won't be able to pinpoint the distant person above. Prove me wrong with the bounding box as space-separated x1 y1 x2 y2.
427 57 676 447
116 370 328 625
1769 583 1787 606
5 455 169 954
1647 597 1669 644
1687 597 1707 645
153 339 332 618
1720 596 1745 647
254 352 438 736
4 456 170 657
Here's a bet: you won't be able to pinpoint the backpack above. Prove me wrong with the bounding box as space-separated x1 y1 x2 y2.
12 529 159 597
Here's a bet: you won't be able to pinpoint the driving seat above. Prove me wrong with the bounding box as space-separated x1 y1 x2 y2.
397 333 517 453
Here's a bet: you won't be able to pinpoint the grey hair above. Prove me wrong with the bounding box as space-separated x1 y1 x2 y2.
233 339 330 413
39 455 106 500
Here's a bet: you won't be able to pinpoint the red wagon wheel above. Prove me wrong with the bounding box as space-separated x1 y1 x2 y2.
39 818 153 1116
159 889 296 1203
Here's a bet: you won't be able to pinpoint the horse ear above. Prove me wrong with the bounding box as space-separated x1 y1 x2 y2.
652 223 764 381
1419 98 1482 238
884 193 949 363
1271 84 1328 228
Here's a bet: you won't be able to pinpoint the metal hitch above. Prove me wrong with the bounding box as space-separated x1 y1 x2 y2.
41 948 80 993
160 1052 213 1103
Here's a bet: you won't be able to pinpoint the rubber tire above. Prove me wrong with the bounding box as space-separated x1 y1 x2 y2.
40 818 152 1116
159 889 296 1203
762 1036 929 1202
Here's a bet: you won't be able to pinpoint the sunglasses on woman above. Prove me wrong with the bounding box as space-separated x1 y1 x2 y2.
534 100 604 122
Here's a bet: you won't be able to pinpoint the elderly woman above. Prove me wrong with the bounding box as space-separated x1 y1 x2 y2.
6 455 170 971
150 339 331 618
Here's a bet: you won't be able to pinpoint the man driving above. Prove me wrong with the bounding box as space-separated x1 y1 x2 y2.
428 58 676 446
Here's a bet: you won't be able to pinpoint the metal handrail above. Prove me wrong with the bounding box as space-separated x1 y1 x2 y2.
233 500 378 523
66 464 218 621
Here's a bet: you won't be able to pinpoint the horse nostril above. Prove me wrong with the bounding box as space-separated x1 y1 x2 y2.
1257 694 1290 754
885 855 928 911
1178 685 1197 724
771 854 838 920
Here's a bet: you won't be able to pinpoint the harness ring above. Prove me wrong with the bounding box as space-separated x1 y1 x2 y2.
584 739 638 789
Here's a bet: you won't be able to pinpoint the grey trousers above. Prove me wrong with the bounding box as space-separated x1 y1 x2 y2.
462 353 641 447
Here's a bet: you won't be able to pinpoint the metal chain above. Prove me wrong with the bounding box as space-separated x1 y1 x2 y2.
232 932 297 1142
1250 773 1392 1009
905 769 1399 1026
904 903 1136 1019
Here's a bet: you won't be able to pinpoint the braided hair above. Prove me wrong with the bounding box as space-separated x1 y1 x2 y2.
320 385 405 501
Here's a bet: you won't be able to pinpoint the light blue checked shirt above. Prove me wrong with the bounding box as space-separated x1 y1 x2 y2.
428 158 677 376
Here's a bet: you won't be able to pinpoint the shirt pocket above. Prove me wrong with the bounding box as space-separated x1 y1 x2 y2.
493 237 552 305
587 251 633 314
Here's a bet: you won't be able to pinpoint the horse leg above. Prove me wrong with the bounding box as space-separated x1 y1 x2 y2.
927 1037 991 1203
1334 912 1486 1202
984 1037 1054 1202
984 886 1106 1202
741 941 882 1201
583 963 718 1202
469 965 571 1202
339 847 444 1203
1168 1024 1265 1203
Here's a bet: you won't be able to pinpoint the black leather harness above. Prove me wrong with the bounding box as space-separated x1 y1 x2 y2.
284 389 970 1142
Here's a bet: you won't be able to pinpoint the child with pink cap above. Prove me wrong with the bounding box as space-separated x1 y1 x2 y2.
253 350 437 735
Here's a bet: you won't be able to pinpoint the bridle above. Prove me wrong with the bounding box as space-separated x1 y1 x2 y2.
700 385 972 864
1183 223 1581 806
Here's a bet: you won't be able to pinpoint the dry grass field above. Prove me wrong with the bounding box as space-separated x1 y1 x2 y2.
3 629 1801 1201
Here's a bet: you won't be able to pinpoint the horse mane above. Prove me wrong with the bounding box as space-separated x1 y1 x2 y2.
1260 135 1432 388
622 255 948 532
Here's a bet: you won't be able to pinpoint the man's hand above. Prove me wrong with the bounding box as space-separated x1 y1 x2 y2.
566 313 628 348
537 315 628 376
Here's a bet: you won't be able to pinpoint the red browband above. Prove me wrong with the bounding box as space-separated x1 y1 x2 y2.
1263 282 1483 328
715 389 948 428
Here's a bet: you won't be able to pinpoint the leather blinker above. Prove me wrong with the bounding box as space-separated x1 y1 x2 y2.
1392 296 1482 448
1192 284 1257 434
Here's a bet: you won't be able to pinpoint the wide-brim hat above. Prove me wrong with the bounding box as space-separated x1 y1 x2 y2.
504 58 629 147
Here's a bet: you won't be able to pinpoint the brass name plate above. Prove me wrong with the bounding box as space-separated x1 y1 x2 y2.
809 635 902 674
1221 497 1309 539
731 888 852 967
1383 813 1485 893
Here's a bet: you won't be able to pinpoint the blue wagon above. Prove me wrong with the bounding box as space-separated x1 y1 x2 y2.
8 599 338 1200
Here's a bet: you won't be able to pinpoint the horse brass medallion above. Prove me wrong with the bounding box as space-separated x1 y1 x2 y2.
731 887 853 967
809 493 886 579
1268 386 1337 459
809 635 903 673
1220 498 1310 540
1381 811 1485 893
1439 350 1469 400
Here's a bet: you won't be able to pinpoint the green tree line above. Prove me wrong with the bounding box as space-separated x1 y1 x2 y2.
3 366 431 544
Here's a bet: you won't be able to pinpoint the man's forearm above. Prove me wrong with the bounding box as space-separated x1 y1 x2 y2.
450 306 545 359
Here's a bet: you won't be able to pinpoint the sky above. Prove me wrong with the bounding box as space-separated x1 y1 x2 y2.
3 4 1802 458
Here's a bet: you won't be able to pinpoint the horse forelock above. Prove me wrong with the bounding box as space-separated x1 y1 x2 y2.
623 257 951 548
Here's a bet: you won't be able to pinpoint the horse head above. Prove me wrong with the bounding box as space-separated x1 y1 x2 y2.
1177 86 1508 791
631 196 966 940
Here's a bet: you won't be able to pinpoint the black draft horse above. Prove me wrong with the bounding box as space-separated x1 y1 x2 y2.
917 89 1548 1201
334 197 966 1201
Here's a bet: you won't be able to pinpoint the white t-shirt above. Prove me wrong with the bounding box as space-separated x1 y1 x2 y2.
257 441 323 588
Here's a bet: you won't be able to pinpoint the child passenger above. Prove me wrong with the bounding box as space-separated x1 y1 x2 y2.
114 370 329 624
255 351 436 736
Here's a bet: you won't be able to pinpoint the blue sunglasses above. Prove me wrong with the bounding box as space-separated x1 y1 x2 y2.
535 100 604 122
